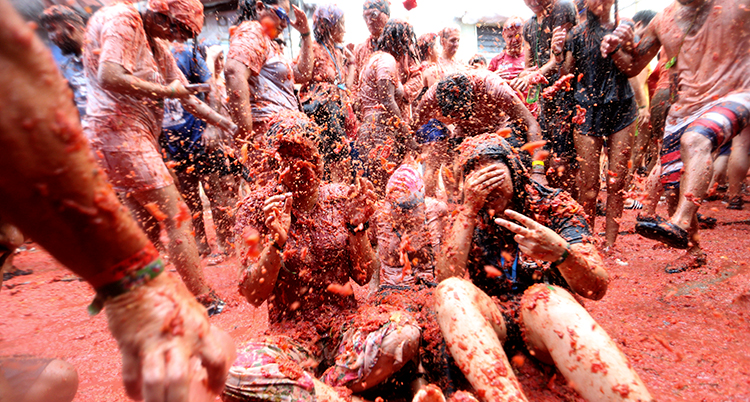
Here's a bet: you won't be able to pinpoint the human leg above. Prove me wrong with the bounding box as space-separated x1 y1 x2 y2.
322 310 421 393
574 133 604 228
520 284 652 401
176 169 211 255
130 184 211 297
0 357 78 402
604 123 635 247
434 278 525 402
640 164 662 217
202 172 238 253
725 127 750 208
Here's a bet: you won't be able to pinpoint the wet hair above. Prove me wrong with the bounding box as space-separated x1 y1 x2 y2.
457 133 531 212
265 110 324 177
312 4 344 44
436 73 474 119
468 54 486 67
417 33 438 62
363 0 390 16
376 19 419 62
235 0 282 25
40 5 85 29
632 10 657 26
438 26 460 40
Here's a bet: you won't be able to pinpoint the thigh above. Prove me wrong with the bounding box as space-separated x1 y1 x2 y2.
573 133 603 179
130 184 186 228
607 122 635 173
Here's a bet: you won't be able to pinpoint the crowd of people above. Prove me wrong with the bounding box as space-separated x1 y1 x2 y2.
0 0 747 400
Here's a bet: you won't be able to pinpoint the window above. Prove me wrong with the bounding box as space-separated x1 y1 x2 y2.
476 25 505 54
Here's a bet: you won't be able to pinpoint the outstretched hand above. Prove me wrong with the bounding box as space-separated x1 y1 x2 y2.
494 210 568 263
105 274 236 402
290 5 310 35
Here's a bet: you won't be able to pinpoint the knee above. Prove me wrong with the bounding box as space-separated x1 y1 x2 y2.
435 277 473 304
681 131 712 155
381 319 421 364
520 284 577 315
35 359 79 402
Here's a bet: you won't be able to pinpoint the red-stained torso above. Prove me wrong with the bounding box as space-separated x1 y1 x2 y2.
83 4 186 144
235 183 363 333
82 3 185 192
372 197 447 287
651 0 750 119
298 41 345 104
420 69 518 138
227 20 298 126
358 51 407 120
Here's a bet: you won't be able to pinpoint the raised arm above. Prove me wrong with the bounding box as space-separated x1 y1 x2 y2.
0 2 234 400
238 193 292 306
224 58 254 142
601 22 661 78
290 5 314 83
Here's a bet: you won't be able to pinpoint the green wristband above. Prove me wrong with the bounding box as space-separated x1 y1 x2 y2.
553 244 571 266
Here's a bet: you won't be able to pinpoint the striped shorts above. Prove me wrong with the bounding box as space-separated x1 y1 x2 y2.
660 93 750 190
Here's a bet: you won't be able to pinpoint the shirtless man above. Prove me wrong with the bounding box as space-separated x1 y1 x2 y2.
422 26 465 91
0 1 235 400
602 0 750 272
413 71 547 193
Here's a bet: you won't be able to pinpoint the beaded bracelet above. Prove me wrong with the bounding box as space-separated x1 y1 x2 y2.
86 244 164 316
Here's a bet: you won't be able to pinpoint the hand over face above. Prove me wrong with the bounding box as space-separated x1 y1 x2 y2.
463 164 507 214
105 274 236 402
494 209 568 263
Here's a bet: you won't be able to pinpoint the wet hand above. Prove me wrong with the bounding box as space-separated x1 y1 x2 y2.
345 177 377 227
105 274 236 402
290 5 310 35
263 192 293 247
550 27 567 57
166 80 195 98
494 209 568 263
463 164 506 215
601 23 634 58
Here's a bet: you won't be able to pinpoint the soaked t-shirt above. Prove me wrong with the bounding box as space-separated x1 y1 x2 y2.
467 182 590 298
567 14 634 107
227 21 299 124
235 183 363 327
651 0 750 121
350 37 377 93
416 69 518 138
357 52 407 120
298 41 345 104
82 4 185 192
488 51 539 116
83 3 186 145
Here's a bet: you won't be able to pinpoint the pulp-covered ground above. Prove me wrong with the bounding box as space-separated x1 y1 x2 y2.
1 200 749 401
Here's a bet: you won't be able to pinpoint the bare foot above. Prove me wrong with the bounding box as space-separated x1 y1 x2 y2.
413 384 446 402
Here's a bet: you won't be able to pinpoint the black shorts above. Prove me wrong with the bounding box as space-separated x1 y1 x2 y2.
579 97 637 138
539 97 577 164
